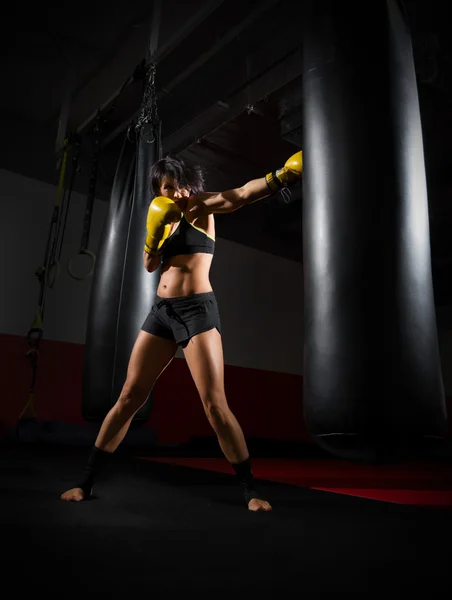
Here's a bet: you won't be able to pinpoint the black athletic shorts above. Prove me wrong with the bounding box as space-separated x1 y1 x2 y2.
141 291 221 346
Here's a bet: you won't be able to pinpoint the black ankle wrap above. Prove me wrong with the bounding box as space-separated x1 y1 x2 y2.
231 457 264 505
76 446 112 497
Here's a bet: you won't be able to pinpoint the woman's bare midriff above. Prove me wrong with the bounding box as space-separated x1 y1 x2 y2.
157 252 214 298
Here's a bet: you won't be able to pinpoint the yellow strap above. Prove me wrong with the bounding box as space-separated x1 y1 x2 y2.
31 307 43 331
18 392 37 420
19 139 68 424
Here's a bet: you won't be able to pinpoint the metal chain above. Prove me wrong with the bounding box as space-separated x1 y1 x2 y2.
134 61 160 143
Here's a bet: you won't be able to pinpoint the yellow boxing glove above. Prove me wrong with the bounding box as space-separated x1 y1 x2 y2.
265 150 303 193
144 196 182 256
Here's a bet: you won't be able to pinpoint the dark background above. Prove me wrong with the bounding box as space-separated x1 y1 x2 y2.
1 0 450 295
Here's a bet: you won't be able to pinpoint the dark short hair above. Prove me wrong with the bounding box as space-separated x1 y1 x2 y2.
149 154 205 197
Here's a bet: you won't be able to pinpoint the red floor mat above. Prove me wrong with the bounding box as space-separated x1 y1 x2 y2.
140 457 452 508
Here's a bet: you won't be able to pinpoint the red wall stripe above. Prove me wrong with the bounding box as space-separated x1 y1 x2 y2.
0 334 308 443
1 333 450 443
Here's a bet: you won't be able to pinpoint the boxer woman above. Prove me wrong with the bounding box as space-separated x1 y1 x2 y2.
61 150 302 511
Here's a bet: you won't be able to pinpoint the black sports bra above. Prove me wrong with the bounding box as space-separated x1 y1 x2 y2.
161 214 215 260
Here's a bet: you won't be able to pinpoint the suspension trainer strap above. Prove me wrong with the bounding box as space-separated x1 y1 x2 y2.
28 138 69 352
55 133 82 267
68 114 102 281
21 135 80 426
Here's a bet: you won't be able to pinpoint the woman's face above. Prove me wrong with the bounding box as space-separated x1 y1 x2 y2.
159 175 191 201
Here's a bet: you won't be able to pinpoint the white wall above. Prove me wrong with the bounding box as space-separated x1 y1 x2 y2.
208 239 303 374
0 168 303 375
1 168 108 345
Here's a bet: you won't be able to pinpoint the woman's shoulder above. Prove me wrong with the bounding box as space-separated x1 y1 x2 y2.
185 209 215 237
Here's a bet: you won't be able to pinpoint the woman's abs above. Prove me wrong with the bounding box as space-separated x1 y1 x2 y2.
157 253 213 298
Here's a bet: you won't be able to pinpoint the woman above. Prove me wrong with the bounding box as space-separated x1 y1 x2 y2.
61 150 302 512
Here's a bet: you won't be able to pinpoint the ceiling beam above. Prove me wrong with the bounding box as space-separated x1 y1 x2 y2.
160 0 279 96
162 47 302 156
99 2 303 153
72 0 228 140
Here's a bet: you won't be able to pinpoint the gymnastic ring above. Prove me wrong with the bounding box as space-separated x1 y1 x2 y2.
67 250 96 281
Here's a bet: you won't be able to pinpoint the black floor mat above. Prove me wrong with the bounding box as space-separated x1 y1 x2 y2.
1 442 451 598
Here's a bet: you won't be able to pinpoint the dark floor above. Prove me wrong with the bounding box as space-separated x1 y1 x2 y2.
1 439 451 598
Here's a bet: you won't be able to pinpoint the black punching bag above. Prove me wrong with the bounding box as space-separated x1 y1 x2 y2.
302 0 448 461
82 132 160 422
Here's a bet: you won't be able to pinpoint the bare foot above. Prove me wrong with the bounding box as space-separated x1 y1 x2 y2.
61 487 85 502
248 498 272 512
